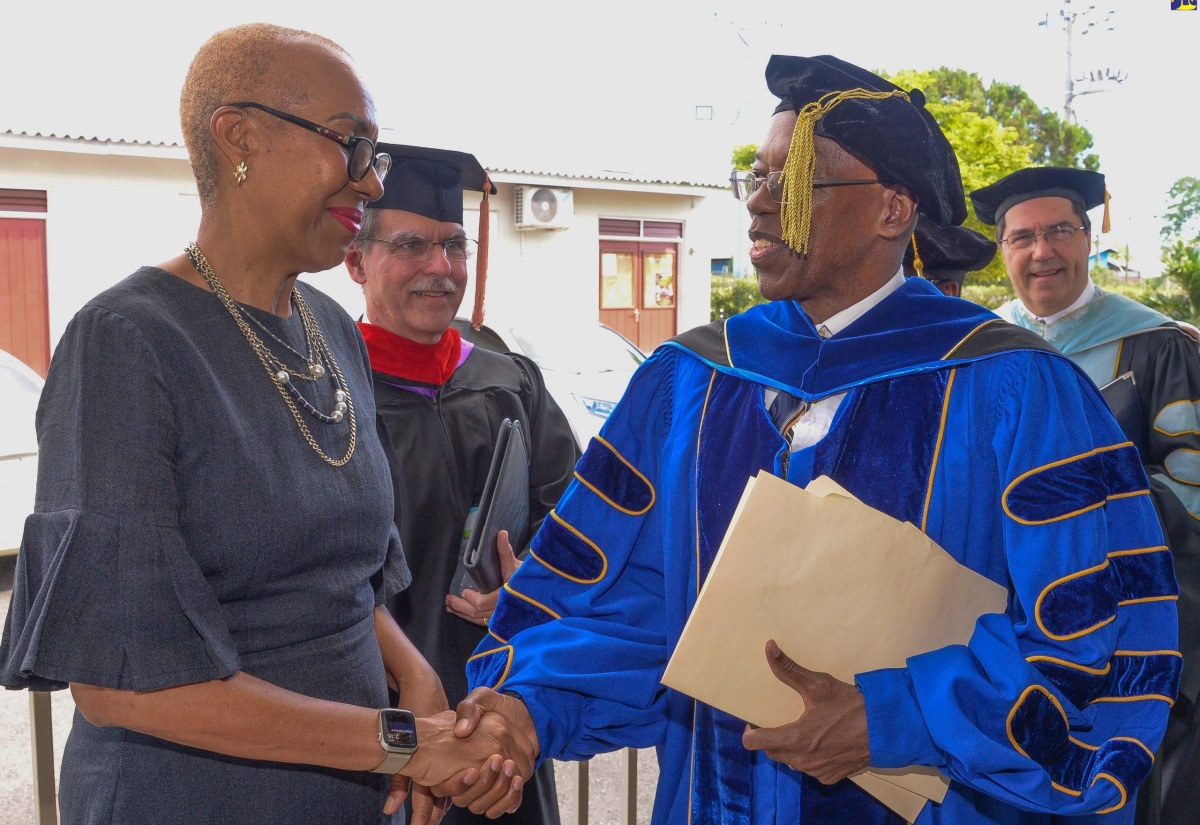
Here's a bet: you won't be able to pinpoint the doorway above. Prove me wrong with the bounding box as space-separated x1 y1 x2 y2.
599 241 677 351
0 215 50 376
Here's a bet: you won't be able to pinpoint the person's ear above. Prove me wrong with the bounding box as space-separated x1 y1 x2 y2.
209 106 254 184
879 186 919 240
345 245 368 285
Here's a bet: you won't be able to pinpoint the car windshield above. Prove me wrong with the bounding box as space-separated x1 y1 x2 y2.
511 325 644 375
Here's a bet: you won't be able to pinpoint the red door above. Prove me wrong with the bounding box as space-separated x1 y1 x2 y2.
598 241 677 351
0 217 50 376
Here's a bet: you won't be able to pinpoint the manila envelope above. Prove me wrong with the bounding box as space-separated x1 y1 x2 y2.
661 471 1008 814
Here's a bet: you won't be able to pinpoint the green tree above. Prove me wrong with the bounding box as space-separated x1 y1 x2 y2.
711 274 767 321
731 144 757 172
883 68 1100 295
1160 176 1200 323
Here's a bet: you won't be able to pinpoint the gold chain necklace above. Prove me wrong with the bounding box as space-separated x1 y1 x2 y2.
185 242 356 467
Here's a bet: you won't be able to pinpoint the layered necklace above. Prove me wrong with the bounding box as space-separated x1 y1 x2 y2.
185 242 356 467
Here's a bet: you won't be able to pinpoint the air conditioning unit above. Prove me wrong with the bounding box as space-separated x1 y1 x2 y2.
515 186 573 230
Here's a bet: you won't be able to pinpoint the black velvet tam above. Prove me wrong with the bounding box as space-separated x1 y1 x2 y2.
970 167 1105 226
370 144 496 223
765 54 967 227
904 215 998 285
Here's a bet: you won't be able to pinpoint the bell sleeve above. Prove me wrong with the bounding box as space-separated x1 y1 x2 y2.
0 304 240 691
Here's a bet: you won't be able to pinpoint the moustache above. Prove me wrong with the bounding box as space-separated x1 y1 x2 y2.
410 277 459 294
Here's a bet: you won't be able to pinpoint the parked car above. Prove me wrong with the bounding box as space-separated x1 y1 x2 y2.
452 318 646 450
0 351 43 556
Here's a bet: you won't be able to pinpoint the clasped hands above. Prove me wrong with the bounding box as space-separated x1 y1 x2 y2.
394 691 540 823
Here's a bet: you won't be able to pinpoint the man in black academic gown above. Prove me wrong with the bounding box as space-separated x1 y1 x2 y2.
345 144 579 825
973 167 1200 825
901 214 997 298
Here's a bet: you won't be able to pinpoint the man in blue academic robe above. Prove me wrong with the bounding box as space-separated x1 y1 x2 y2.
973 168 1200 824
452 56 1182 824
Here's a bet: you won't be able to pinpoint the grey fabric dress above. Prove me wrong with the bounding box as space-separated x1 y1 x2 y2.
0 267 410 824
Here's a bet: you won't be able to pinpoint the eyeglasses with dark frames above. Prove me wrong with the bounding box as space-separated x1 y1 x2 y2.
225 102 391 183
358 236 477 262
999 225 1087 251
730 170 887 203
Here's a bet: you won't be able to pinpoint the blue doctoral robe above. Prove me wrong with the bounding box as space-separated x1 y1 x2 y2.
468 278 1181 824
997 290 1200 823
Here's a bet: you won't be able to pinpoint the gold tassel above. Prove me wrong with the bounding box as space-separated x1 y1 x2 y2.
781 88 911 255
471 176 491 331
910 235 925 278
1102 187 1112 234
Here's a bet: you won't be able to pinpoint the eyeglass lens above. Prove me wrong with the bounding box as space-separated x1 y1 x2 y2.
351 142 391 182
1003 227 1082 250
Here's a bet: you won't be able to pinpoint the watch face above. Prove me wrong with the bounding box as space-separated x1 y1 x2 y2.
380 709 418 750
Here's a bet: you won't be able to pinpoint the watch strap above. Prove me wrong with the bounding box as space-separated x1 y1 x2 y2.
371 749 413 774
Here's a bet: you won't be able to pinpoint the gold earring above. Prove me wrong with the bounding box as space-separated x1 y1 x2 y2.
234 161 249 186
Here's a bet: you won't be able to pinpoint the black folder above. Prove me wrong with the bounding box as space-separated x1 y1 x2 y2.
449 419 530 596
1099 371 1147 456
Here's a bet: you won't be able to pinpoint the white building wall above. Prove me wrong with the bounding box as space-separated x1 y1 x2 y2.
0 142 199 350
2 139 735 355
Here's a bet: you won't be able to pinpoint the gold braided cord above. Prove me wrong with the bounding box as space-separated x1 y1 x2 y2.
781 88 911 255
911 234 925 278
186 243 357 467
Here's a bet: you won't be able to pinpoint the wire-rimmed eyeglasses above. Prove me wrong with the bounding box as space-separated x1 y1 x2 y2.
999 226 1086 252
730 170 887 203
358 235 477 262
225 102 391 183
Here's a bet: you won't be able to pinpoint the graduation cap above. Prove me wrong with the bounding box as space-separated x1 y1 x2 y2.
970 166 1109 233
904 215 997 286
369 144 498 329
764 54 967 256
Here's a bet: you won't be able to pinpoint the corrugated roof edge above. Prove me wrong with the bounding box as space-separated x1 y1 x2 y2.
2 128 183 148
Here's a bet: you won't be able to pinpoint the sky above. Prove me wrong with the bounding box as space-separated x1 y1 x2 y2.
2 0 1196 275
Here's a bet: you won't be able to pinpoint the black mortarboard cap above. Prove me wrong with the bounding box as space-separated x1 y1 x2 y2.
369 144 496 223
368 144 498 329
970 167 1108 231
765 55 966 255
903 215 997 286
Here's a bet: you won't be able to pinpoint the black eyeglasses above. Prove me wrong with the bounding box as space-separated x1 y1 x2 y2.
730 170 887 203
226 102 391 183
358 236 477 262
999 225 1087 251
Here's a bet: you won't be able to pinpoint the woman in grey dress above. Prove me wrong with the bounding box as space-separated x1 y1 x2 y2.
0 23 531 824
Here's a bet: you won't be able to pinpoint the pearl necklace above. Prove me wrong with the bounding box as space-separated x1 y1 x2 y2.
185 242 356 467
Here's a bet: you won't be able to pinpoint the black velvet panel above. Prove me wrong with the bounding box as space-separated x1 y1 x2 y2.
695 373 781 582
1032 653 1183 710
1110 548 1181 604
490 586 557 644
528 513 605 584
690 703 753 825
573 439 654 515
467 645 512 690
801 773 906 824
814 372 948 527
689 371 778 824
1036 563 1117 641
1009 686 1154 803
1005 444 1146 525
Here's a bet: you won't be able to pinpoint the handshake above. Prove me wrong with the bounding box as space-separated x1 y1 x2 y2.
390 688 538 823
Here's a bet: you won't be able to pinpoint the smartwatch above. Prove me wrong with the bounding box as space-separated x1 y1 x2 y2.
371 709 418 774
